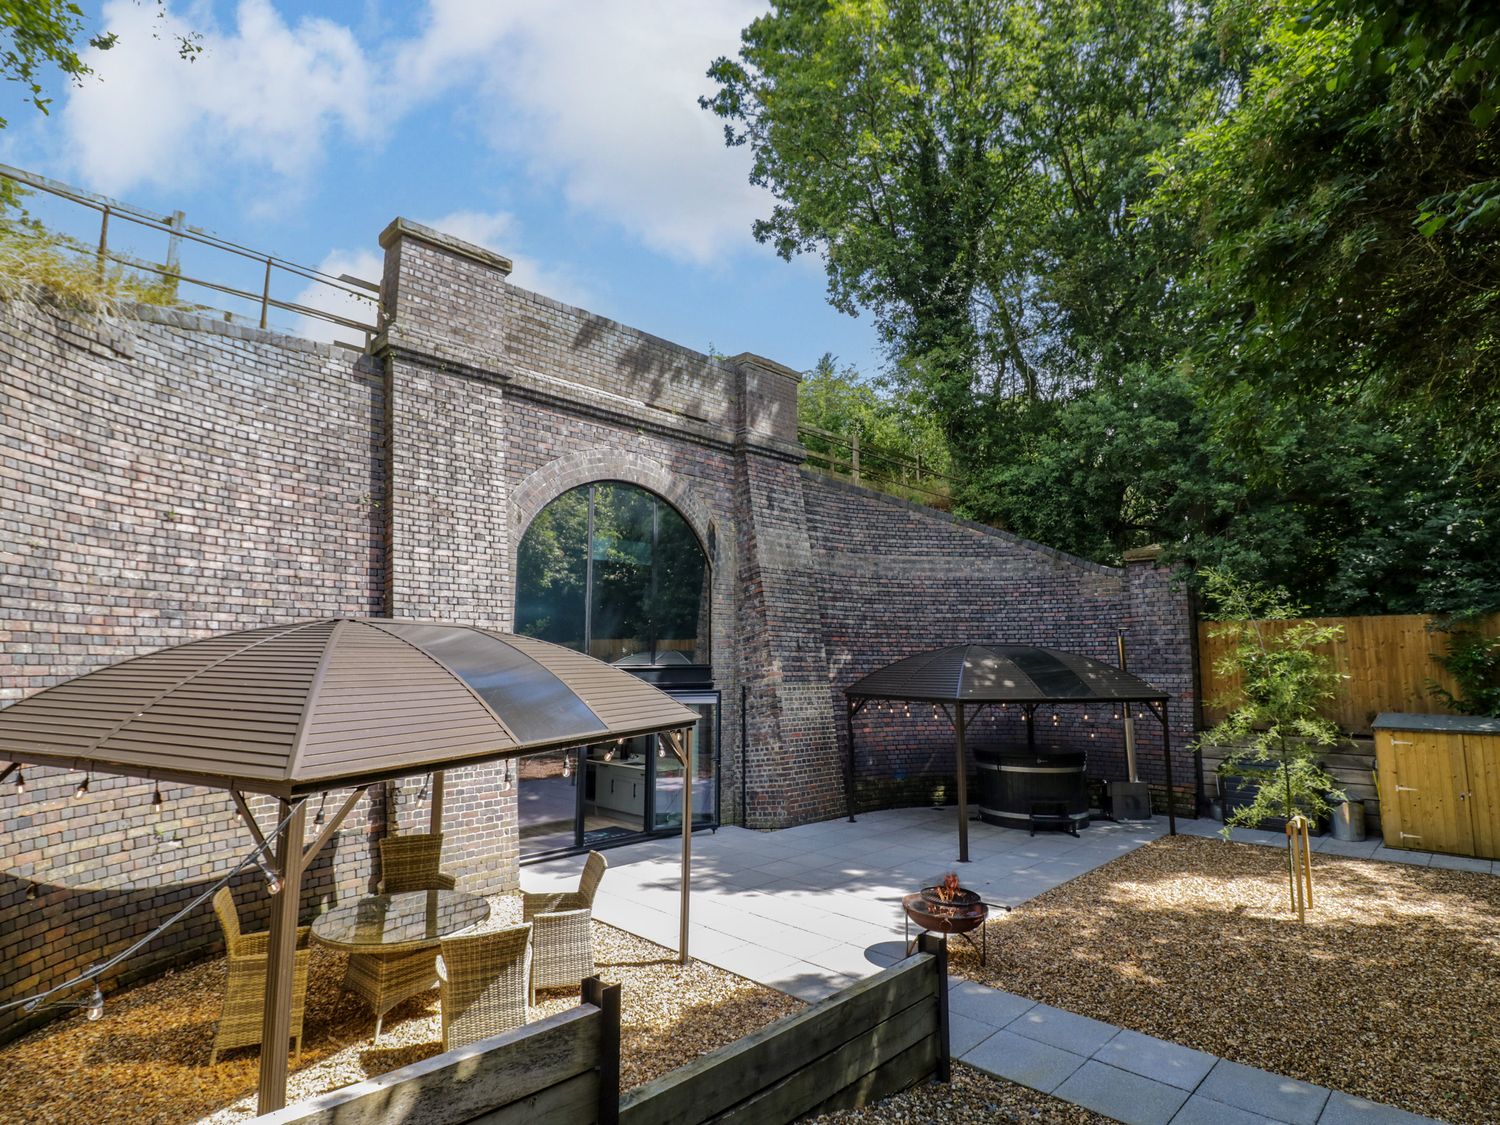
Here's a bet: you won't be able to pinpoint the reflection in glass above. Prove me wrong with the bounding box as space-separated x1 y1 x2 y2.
653 701 717 831
515 489 588 651
515 482 710 667
583 735 650 844
517 748 579 854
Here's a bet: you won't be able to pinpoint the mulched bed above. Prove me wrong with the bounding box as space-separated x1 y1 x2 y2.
804 1062 1109 1124
947 835 1500 1124
0 911 800 1125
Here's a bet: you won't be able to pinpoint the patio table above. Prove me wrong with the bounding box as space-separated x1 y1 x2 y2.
312 889 490 1038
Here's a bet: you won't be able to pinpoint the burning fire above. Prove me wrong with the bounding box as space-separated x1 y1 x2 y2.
935 872 961 902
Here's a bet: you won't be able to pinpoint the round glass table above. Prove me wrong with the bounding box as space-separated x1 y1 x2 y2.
311 889 491 951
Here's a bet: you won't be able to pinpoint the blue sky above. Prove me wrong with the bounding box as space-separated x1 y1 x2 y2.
0 0 881 373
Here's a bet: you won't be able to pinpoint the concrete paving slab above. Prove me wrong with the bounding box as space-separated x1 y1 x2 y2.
1317 1092 1446 1125
1093 1027 1218 1091
947 979 1035 1027
1054 1059 1191 1125
961 1028 1087 1094
1197 1059 1331 1125
1170 1093 1289 1125
1428 853 1490 873
1008 1002 1120 1056
948 1011 995 1057
1371 847 1432 866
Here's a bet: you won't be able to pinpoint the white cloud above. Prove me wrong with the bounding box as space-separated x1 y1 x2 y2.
63 0 376 194
399 0 768 264
290 248 383 345
59 1 770 266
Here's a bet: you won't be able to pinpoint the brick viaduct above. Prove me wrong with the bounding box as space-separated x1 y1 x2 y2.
0 217 1195 1038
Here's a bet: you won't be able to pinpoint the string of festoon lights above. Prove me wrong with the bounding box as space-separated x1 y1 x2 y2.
1 765 305 1023
865 699 1130 731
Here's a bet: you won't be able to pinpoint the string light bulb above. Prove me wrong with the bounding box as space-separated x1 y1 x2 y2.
25 883 38 901
86 985 104 1021
151 785 163 809
254 853 283 895
75 773 90 798
15 769 24 794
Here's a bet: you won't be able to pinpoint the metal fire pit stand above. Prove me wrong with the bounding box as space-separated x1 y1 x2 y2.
902 894 1011 965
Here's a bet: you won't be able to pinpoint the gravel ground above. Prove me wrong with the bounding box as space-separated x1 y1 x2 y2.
0 897 800 1125
803 1062 1111 1124
946 835 1500 1125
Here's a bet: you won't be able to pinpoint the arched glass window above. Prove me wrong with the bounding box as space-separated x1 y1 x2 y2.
516 482 710 667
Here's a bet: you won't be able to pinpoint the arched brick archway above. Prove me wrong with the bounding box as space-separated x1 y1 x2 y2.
510 449 721 565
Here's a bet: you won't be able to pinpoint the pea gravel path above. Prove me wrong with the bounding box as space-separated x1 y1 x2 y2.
949 835 1500 1124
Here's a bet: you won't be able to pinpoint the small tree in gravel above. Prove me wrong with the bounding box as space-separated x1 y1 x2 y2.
1201 569 1346 910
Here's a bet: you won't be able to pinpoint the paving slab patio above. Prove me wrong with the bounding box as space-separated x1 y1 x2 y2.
525 808 1456 1124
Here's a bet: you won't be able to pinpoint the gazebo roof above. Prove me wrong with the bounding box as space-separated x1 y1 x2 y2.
0 619 699 796
844 643 1168 704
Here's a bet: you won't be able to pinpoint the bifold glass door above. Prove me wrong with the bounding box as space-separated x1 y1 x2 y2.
518 690 719 860
652 694 718 833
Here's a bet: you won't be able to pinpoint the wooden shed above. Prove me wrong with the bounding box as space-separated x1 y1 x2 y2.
1373 713 1500 859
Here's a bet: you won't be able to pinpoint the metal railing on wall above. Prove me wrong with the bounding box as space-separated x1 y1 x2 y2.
0 163 381 345
798 422 958 509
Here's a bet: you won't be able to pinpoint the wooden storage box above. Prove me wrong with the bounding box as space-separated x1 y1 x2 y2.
1373 713 1500 859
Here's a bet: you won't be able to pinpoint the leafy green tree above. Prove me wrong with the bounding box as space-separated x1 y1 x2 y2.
705 0 1236 465
1200 569 1346 912
798 353 951 496
1155 0 1500 470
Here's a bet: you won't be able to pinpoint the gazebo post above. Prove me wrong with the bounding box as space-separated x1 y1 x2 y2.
678 727 693 965
1159 700 1177 836
257 797 306 1115
844 698 859 823
429 769 444 834
955 703 970 863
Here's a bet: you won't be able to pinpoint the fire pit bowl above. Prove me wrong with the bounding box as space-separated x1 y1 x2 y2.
902 873 990 962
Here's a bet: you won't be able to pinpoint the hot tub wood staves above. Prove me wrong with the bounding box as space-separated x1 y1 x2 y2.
1373 712 1500 859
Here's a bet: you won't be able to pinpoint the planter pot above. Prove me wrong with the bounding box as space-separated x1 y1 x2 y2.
1217 770 1328 835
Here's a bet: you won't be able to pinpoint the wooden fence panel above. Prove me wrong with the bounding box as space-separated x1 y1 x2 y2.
1198 613 1500 735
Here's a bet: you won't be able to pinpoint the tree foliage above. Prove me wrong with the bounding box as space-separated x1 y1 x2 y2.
1158 0 1500 471
1199 568 1347 834
0 0 200 129
710 0 1500 615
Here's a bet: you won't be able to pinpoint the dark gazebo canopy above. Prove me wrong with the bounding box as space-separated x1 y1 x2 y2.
843 643 1176 862
0 619 700 1114
844 643 1169 705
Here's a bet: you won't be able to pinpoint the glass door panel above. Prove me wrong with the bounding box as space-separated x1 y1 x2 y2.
518 748 580 855
652 695 718 831
582 735 650 846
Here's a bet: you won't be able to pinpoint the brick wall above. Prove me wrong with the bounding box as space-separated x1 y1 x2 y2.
0 299 388 1040
0 214 1200 1043
802 474 1197 815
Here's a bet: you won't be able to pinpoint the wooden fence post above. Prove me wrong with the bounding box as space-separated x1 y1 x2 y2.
583 976 621 1125
850 427 861 485
917 933 951 1082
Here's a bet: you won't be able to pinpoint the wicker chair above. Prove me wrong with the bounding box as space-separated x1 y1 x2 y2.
209 887 312 1065
521 850 607 1003
377 833 458 894
435 923 532 1050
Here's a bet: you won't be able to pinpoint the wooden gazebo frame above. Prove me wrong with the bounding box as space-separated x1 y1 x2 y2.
843 643 1177 862
0 619 702 1114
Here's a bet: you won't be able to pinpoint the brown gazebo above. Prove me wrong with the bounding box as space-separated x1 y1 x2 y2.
843 643 1176 862
0 618 701 1113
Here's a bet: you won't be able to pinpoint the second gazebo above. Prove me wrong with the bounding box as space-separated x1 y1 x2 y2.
842 643 1176 861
